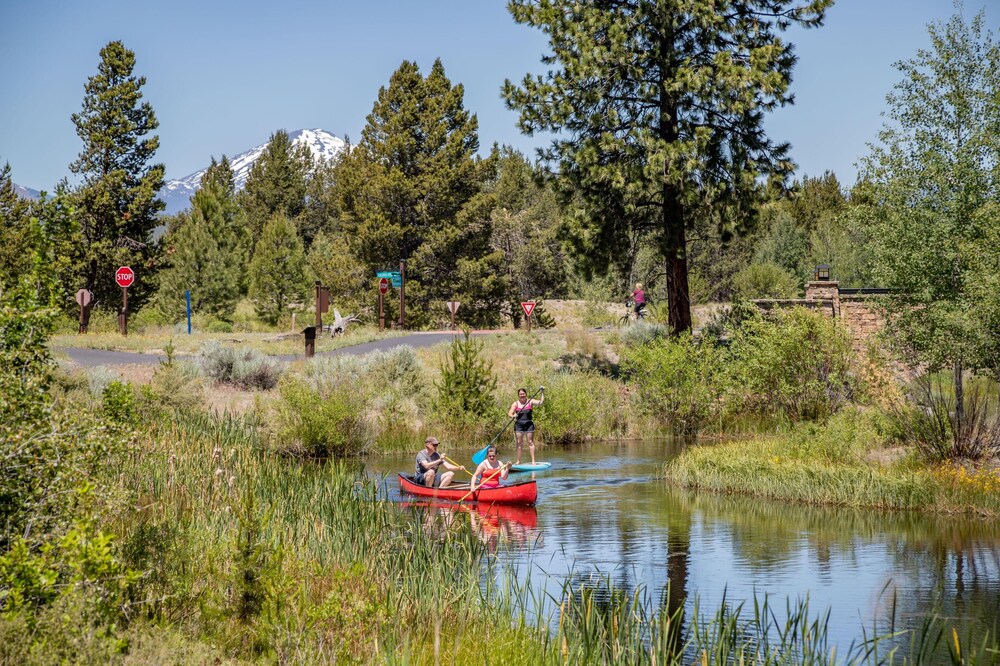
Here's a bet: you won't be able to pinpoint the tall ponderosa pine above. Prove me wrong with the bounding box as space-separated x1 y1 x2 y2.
69 40 165 311
157 160 245 319
239 130 312 245
861 10 1000 413
248 213 309 325
503 0 830 333
336 60 506 327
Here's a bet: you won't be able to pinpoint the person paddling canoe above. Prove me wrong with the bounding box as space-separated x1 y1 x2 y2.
470 446 510 492
508 386 544 465
415 436 464 488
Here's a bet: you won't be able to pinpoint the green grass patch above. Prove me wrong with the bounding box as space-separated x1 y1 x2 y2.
665 410 1000 516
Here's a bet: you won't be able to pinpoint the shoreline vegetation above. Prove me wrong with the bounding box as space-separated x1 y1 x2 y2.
664 410 1000 517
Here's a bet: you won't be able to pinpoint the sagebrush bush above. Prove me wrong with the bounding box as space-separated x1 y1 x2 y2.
200 342 281 390
727 307 856 421
145 361 204 413
621 334 725 435
619 320 669 347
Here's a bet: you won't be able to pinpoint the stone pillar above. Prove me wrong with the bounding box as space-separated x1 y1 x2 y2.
805 280 840 317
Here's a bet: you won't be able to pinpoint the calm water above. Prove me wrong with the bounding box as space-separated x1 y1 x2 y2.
366 440 1000 651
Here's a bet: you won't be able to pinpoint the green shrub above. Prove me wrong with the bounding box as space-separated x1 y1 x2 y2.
0 290 126 549
891 376 1000 462
732 262 800 300
102 381 140 427
200 342 281 390
727 307 856 421
0 517 139 624
205 317 234 333
621 334 725 434
535 371 629 442
274 378 368 456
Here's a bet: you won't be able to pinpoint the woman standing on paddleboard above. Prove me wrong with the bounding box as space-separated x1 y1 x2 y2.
509 387 544 465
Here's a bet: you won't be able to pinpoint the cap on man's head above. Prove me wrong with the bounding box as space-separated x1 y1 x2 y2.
425 436 439 446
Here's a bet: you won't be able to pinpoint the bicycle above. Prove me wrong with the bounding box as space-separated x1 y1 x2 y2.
617 300 647 326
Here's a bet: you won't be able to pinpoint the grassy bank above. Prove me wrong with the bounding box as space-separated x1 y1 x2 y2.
664 410 1000 516
8 408 998 664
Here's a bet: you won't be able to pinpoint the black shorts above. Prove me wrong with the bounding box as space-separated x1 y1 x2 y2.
514 421 535 433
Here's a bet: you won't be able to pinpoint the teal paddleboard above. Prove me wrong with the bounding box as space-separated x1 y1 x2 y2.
510 462 552 472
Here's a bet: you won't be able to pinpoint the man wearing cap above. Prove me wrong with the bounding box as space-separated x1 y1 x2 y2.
415 437 462 488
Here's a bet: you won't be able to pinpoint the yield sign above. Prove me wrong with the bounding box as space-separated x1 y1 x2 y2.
378 278 389 294
446 301 460 315
520 301 536 318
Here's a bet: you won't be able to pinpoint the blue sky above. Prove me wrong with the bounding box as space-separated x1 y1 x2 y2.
1 0 996 192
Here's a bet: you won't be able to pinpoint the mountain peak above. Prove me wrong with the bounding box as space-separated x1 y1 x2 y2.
160 128 345 214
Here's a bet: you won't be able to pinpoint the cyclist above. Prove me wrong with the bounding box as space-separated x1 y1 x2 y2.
629 283 647 320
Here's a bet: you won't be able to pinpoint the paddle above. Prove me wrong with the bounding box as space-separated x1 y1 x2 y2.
472 386 544 465
457 462 512 504
442 455 473 478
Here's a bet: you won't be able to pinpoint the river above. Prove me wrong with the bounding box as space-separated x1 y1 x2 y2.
366 439 1000 652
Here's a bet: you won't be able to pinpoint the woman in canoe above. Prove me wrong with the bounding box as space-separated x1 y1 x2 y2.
508 386 544 465
470 446 510 492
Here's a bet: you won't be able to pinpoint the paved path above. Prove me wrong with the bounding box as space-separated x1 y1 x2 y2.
55 331 494 368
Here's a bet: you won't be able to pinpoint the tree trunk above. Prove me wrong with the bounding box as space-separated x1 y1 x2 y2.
657 17 692 335
953 359 964 436
661 202 692 334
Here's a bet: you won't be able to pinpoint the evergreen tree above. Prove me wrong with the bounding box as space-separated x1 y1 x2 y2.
239 130 312 245
336 60 507 327
860 9 1000 412
0 160 32 287
157 177 242 319
488 147 568 326
503 0 830 333
307 231 368 317
248 213 309 325
299 158 341 248
67 40 165 311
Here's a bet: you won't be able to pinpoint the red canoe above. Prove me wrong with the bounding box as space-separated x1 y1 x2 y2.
398 474 537 506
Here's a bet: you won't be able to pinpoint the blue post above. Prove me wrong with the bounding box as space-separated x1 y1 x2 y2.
185 290 192 334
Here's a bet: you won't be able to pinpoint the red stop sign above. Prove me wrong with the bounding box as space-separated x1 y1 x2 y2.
115 266 135 288
378 277 389 294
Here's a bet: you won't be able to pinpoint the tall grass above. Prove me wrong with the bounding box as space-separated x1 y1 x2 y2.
664 410 1000 515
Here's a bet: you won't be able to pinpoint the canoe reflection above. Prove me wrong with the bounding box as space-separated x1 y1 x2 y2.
400 500 541 553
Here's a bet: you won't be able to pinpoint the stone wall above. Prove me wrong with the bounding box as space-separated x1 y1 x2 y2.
754 281 887 354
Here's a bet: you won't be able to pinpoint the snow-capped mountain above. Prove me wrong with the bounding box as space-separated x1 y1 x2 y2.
160 128 345 214
13 183 40 201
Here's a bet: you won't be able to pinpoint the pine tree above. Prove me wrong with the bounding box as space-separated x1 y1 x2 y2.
157 177 242 319
0 160 32 287
248 213 309 325
306 231 368 316
239 130 312 245
67 40 165 311
488 147 568 326
503 0 830 334
336 60 507 327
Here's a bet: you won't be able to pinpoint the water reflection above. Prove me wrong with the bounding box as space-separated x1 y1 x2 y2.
400 500 541 555
371 440 1000 650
